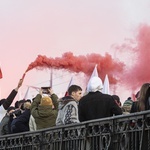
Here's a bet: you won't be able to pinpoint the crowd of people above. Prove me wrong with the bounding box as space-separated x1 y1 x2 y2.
0 76 150 136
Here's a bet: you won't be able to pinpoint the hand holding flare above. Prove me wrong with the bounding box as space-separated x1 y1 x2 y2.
21 73 26 80
15 72 26 91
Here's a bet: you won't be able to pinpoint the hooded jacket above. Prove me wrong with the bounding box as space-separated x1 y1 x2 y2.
56 96 79 126
31 94 58 130
79 91 122 122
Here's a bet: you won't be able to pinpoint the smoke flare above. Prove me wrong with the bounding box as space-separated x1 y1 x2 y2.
25 52 124 84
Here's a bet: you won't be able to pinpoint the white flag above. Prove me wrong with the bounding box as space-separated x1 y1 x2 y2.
102 74 110 94
64 76 73 96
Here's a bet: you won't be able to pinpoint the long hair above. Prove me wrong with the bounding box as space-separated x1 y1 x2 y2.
137 83 150 111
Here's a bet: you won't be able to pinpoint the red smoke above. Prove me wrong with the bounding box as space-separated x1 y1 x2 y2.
25 52 124 84
22 24 150 94
121 24 150 91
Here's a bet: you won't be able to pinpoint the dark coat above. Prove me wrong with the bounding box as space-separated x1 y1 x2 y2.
0 89 17 110
78 91 122 122
0 114 10 135
130 102 139 113
11 109 30 133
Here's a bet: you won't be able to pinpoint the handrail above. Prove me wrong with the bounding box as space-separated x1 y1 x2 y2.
0 110 150 150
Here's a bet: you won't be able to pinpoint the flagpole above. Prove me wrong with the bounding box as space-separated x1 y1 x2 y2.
50 68 53 88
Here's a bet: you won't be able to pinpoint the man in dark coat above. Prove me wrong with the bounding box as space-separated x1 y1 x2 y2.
79 76 122 122
78 76 122 150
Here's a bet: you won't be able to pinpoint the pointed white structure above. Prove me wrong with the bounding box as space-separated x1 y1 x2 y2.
67 76 73 89
102 74 110 94
90 64 98 78
86 64 99 93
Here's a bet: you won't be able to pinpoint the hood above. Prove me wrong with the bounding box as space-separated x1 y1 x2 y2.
87 76 103 92
58 96 75 110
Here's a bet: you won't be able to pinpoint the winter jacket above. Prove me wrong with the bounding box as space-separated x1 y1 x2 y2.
78 91 122 122
0 114 10 135
56 96 79 126
11 109 30 133
31 94 58 130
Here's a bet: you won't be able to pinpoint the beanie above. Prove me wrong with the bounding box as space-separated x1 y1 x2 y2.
40 96 53 106
88 76 103 92
123 99 133 107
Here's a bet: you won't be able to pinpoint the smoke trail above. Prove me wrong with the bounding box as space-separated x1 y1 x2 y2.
120 24 150 91
25 52 124 84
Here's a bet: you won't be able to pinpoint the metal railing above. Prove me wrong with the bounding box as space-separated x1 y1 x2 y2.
0 110 150 150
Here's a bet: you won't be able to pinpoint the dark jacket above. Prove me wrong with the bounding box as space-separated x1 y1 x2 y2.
130 100 150 113
11 109 30 133
78 91 122 122
0 89 17 110
0 114 10 135
130 102 139 113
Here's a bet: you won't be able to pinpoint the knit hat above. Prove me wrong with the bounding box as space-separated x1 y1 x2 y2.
88 76 103 92
122 99 133 113
40 96 53 106
123 99 133 107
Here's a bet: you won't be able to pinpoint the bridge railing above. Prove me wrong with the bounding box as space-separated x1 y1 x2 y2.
0 110 150 150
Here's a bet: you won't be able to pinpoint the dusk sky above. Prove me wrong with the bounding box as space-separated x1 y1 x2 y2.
0 0 150 113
